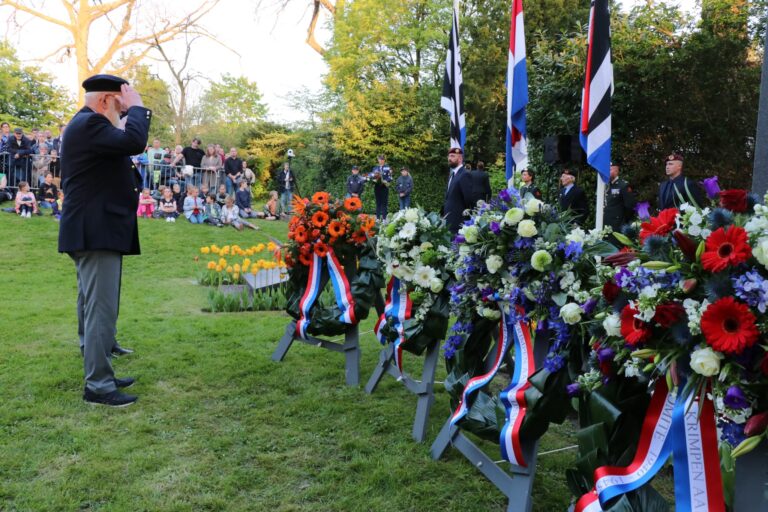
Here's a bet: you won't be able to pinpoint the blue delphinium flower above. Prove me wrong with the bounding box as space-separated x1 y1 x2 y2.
443 334 464 359
733 269 768 313
718 419 747 447
543 353 565 372
564 241 583 260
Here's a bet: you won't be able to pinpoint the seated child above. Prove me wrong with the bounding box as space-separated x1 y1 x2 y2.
158 187 179 222
15 181 38 218
221 195 258 231
204 193 224 227
235 180 259 218
39 173 60 218
199 184 210 201
172 183 184 214
216 183 228 207
56 190 64 214
183 186 205 224
259 190 281 220
137 187 155 218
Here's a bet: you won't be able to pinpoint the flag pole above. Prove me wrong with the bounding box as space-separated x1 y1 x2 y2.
595 179 605 230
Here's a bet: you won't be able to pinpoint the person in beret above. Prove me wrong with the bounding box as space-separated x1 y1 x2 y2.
559 166 589 226
443 147 474 233
367 154 392 220
657 152 705 210
58 74 152 407
603 159 637 236
346 165 364 198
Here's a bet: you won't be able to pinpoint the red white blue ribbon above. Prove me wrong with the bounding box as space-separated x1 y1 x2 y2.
295 248 357 340
575 379 725 512
449 303 511 427
499 317 535 467
374 277 412 373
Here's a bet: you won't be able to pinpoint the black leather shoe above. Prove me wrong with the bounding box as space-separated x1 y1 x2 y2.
111 345 134 356
83 388 138 407
114 377 135 388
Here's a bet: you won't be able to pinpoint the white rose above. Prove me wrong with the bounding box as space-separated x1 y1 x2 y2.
480 307 502 320
690 347 724 377
503 208 524 226
485 254 504 274
399 222 417 240
565 228 586 244
559 303 582 325
404 208 419 223
602 314 622 337
429 278 444 293
461 225 479 243
517 219 538 238
408 246 422 259
524 198 543 216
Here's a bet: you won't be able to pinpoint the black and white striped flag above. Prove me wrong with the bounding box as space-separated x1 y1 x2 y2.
441 0 466 151
579 0 613 183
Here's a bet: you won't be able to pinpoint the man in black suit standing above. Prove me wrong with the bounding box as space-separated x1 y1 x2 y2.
657 152 705 210
470 160 491 205
558 167 589 226
59 74 151 407
443 147 474 233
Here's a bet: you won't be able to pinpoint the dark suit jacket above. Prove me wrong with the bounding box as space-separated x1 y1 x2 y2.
559 184 589 226
469 170 491 205
444 166 474 233
658 175 705 210
58 106 152 256
7 136 33 163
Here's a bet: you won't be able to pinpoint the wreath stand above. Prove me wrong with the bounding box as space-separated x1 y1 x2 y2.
734 440 768 511
364 339 440 443
429 330 549 512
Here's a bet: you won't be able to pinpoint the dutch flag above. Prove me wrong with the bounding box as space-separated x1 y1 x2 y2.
506 0 528 180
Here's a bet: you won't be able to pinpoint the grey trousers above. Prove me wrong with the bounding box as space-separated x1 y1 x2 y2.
77 258 122 351
71 251 122 394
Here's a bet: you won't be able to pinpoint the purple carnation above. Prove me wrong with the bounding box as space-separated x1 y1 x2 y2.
702 176 721 199
597 347 615 364
490 221 501 234
635 201 651 220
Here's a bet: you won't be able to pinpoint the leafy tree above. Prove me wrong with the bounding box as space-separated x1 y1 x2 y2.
197 74 268 125
124 64 175 143
0 41 73 129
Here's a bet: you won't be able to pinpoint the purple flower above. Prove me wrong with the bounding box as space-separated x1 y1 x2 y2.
566 383 581 397
719 419 747 447
499 189 512 203
490 221 501 234
453 235 466 244
543 354 565 372
564 241 583 260
723 385 750 410
635 201 651 220
702 176 721 199
597 347 615 364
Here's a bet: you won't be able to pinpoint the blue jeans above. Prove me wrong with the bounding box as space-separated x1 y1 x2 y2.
281 190 292 214
399 195 411 210
188 213 204 223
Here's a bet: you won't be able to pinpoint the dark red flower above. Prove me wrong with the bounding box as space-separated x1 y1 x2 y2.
602 280 621 303
654 302 686 328
640 208 678 243
701 297 760 354
719 189 748 213
672 229 698 261
604 251 639 267
744 411 768 437
701 226 751 272
620 305 653 346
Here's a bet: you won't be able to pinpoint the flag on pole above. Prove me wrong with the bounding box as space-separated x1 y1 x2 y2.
579 0 613 184
506 0 528 180
441 0 466 151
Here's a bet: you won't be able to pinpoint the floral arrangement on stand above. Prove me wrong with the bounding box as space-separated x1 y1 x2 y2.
374 207 453 372
284 192 384 338
568 183 768 511
443 187 614 463
196 242 284 286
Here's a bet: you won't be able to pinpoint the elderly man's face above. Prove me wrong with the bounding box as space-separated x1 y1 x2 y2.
665 159 683 179
560 173 575 186
14 131 22 140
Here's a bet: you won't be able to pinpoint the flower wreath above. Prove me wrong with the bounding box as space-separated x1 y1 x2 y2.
284 193 384 338
373 208 453 372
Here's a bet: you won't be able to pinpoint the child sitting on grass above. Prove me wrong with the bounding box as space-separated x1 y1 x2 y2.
183 186 205 224
15 181 38 218
258 190 281 221
136 188 155 218
216 183 228 207
221 195 258 231
39 173 60 218
158 187 178 222
235 180 259 218
204 193 224 227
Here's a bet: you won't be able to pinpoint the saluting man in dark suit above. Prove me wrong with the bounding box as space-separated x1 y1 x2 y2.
558 167 589 226
443 147 474 233
59 74 151 407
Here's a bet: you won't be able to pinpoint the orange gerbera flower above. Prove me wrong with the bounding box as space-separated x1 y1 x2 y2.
312 191 330 205
314 241 329 258
328 220 346 238
312 211 330 228
294 225 308 244
292 194 307 216
344 197 362 211
351 230 368 244
299 253 312 266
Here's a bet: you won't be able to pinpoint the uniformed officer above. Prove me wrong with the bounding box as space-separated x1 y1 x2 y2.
519 169 542 200
346 165 365 198
367 154 392 220
658 152 705 210
603 159 637 232
58 74 151 407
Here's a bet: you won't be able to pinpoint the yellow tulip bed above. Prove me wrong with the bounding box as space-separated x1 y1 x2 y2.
196 242 286 286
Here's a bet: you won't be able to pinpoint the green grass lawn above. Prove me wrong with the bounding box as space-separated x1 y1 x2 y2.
0 211 585 511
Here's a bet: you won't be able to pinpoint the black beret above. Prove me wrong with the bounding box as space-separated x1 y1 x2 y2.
82 74 128 92
448 147 463 155
610 158 623 167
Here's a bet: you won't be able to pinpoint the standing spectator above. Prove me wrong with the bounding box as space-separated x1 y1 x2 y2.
168 145 186 189
346 165 364 198
131 152 149 189
52 123 66 154
658 152 705 210
559 167 589 226
242 160 256 185
215 144 226 166
200 144 221 191
224 147 243 194
183 186 205 224
8 127 32 185
181 137 205 168
146 138 166 184
0 170 11 202
603 159 637 233
470 161 491 205
15 181 38 217
0 121 11 152
368 154 392 220
235 180 259 218
395 167 414 210
519 169 542 200
33 132 52 154
277 162 295 214
39 172 60 217
31 144 52 186
443 147 473 234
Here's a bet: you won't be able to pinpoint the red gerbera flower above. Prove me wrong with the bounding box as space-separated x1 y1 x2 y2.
700 226 751 272
653 302 685 328
719 189 748 213
620 304 653 346
640 208 678 243
701 297 759 354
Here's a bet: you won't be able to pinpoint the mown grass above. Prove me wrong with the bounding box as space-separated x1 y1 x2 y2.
0 212 588 511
